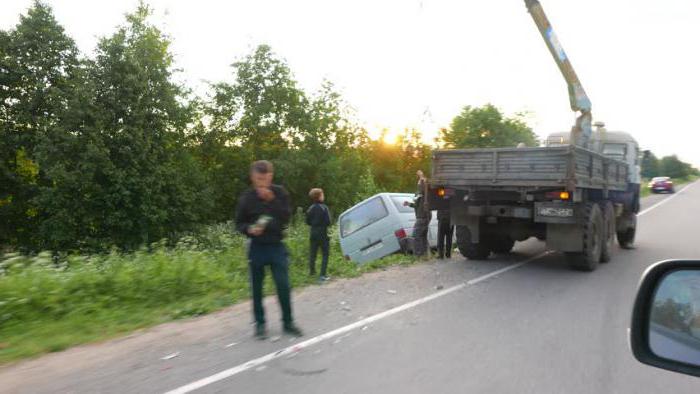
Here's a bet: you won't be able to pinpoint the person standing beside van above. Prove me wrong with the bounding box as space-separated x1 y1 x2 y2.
405 170 431 257
306 188 331 282
437 209 453 259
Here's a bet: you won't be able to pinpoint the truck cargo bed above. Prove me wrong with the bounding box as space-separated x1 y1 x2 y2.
431 145 628 191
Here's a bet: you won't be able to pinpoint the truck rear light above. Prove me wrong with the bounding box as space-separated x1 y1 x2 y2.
434 187 455 198
545 191 570 200
395 228 408 239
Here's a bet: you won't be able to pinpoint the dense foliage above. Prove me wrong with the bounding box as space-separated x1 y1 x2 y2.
2 2 696 253
641 150 698 180
0 3 430 252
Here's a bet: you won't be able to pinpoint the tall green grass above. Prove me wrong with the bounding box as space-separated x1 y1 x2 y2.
0 221 414 364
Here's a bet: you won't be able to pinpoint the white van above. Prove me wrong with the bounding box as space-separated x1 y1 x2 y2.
338 193 439 263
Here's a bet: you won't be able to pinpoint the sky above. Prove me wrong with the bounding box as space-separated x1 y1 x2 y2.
2 0 699 166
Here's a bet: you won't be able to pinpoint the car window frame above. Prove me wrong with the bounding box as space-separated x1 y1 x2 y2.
339 196 390 238
390 195 415 214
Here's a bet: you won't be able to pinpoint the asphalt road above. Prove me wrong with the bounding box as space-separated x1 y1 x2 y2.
2 184 698 394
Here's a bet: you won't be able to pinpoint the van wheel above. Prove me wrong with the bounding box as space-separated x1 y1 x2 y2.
488 236 515 254
456 225 490 260
600 201 616 263
567 202 603 272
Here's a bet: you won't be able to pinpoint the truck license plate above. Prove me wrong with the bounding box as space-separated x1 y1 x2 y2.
538 207 574 217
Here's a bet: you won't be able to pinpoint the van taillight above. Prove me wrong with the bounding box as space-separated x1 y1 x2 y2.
395 229 407 239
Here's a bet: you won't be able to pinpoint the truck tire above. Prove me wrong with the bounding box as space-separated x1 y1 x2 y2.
455 225 490 260
600 201 616 263
617 212 637 249
488 236 515 254
567 202 603 272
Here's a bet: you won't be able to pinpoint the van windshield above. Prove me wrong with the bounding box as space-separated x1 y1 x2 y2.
340 197 389 238
391 195 415 213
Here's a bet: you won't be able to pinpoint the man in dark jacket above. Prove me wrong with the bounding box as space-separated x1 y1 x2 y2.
405 170 431 257
235 160 303 339
437 209 453 259
306 188 331 282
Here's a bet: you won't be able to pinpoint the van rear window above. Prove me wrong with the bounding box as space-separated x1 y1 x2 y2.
340 197 389 238
391 195 415 213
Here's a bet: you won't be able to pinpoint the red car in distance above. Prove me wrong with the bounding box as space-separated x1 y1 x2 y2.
648 177 675 193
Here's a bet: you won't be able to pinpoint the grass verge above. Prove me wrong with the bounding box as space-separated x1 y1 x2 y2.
0 222 415 365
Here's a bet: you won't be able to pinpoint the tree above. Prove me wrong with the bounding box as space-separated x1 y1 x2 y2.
34 4 212 250
0 1 81 249
441 104 538 149
641 150 660 179
205 50 370 217
659 155 692 180
208 44 308 159
365 128 432 193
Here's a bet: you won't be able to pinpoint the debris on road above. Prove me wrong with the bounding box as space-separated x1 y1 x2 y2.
270 336 281 343
161 352 180 361
286 352 299 360
341 306 352 312
361 325 369 331
387 290 397 294
224 342 238 348
435 285 444 290
283 368 327 376
255 365 268 372
332 332 353 345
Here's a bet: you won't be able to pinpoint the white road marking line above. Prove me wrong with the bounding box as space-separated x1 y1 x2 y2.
638 181 695 217
467 251 552 285
166 183 696 393
164 251 551 394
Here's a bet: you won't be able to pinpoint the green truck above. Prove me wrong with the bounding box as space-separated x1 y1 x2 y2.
428 1 640 271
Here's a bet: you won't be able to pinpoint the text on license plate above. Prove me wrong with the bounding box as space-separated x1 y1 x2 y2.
538 207 574 217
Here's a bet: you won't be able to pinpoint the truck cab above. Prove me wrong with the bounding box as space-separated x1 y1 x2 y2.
546 123 641 186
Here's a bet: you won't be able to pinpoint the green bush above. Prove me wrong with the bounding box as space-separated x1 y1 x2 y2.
0 222 413 364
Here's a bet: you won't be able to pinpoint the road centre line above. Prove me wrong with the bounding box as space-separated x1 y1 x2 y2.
638 181 695 217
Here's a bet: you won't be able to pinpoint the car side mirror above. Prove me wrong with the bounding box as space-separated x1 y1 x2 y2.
630 260 700 377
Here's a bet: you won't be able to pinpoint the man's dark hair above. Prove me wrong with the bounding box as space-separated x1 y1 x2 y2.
251 160 274 174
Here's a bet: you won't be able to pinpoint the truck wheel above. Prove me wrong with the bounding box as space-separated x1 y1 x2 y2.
488 236 515 254
617 212 637 249
568 202 603 272
455 225 490 260
600 201 616 263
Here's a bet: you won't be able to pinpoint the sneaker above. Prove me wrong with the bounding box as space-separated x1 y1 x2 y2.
254 324 268 340
318 275 330 282
283 323 304 337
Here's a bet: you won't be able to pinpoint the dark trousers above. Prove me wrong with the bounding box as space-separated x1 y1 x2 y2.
413 216 431 256
309 236 330 276
437 220 454 258
248 242 292 326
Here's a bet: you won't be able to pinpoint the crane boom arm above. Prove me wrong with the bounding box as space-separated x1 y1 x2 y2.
524 0 592 148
